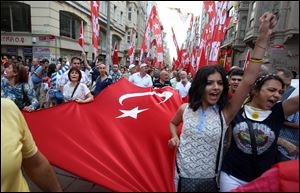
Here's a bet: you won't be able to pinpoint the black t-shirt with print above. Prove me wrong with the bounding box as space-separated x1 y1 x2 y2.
222 102 285 182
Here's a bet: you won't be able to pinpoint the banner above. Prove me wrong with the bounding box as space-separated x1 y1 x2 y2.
128 29 136 65
79 20 84 48
152 17 163 63
139 5 157 65
23 78 183 192
91 1 100 55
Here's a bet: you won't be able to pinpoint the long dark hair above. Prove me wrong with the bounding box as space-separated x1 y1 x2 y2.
11 63 28 84
188 65 229 112
245 72 285 104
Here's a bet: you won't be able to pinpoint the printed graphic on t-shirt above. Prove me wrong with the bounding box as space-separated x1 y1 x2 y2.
233 122 275 155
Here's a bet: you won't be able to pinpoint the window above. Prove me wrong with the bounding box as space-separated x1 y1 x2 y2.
1 2 31 32
113 5 117 19
120 11 123 24
112 35 121 50
60 11 81 39
127 31 131 44
99 29 106 50
128 7 132 21
100 1 107 16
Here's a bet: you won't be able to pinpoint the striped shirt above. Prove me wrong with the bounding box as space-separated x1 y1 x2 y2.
50 63 70 89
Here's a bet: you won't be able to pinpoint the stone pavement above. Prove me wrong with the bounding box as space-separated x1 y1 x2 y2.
26 166 112 192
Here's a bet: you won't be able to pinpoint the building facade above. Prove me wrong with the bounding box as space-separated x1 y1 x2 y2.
1 1 147 66
221 1 299 74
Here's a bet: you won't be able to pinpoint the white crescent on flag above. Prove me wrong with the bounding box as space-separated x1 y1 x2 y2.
119 91 173 105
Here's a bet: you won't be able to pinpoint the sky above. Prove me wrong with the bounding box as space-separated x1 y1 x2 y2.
156 1 203 61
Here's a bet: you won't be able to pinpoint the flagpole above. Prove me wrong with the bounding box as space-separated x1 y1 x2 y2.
106 1 111 73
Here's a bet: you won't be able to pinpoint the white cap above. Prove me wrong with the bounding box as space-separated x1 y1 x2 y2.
129 64 136 70
140 63 147 68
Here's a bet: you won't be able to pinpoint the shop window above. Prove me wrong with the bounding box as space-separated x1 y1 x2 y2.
1 2 31 32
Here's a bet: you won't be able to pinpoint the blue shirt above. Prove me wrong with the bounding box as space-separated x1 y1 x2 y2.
31 66 43 84
93 76 113 96
109 70 122 83
222 102 285 182
1 77 39 110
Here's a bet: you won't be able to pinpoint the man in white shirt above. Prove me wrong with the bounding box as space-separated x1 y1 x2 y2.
58 57 91 92
129 63 153 87
176 71 191 97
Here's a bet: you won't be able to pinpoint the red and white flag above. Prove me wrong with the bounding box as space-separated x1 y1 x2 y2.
171 27 179 55
204 1 216 20
23 78 183 192
128 29 136 65
207 1 230 65
78 20 84 48
152 17 163 64
91 1 100 55
197 46 207 70
139 5 156 65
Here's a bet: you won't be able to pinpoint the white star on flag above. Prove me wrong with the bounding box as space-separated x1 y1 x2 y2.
116 107 149 119
208 5 213 13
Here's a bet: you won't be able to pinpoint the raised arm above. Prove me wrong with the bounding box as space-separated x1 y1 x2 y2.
223 12 278 125
81 51 91 70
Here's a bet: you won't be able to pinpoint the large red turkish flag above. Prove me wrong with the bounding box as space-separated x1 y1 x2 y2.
22 78 182 192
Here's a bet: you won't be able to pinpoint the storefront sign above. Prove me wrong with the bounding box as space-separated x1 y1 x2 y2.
39 35 56 41
1 35 31 45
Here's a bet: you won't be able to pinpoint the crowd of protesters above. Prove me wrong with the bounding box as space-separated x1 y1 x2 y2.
1 11 299 192
1 51 200 111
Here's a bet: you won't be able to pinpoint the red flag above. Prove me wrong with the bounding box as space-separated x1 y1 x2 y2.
224 54 230 72
143 51 150 65
197 46 207 70
186 62 195 78
144 39 156 65
91 1 100 55
128 29 136 65
153 17 163 63
78 20 84 48
112 43 118 64
204 1 216 20
139 5 157 65
23 78 183 191
243 49 250 70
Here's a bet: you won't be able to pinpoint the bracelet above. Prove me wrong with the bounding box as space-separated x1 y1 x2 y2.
250 58 264 63
251 57 264 60
255 44 267 50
